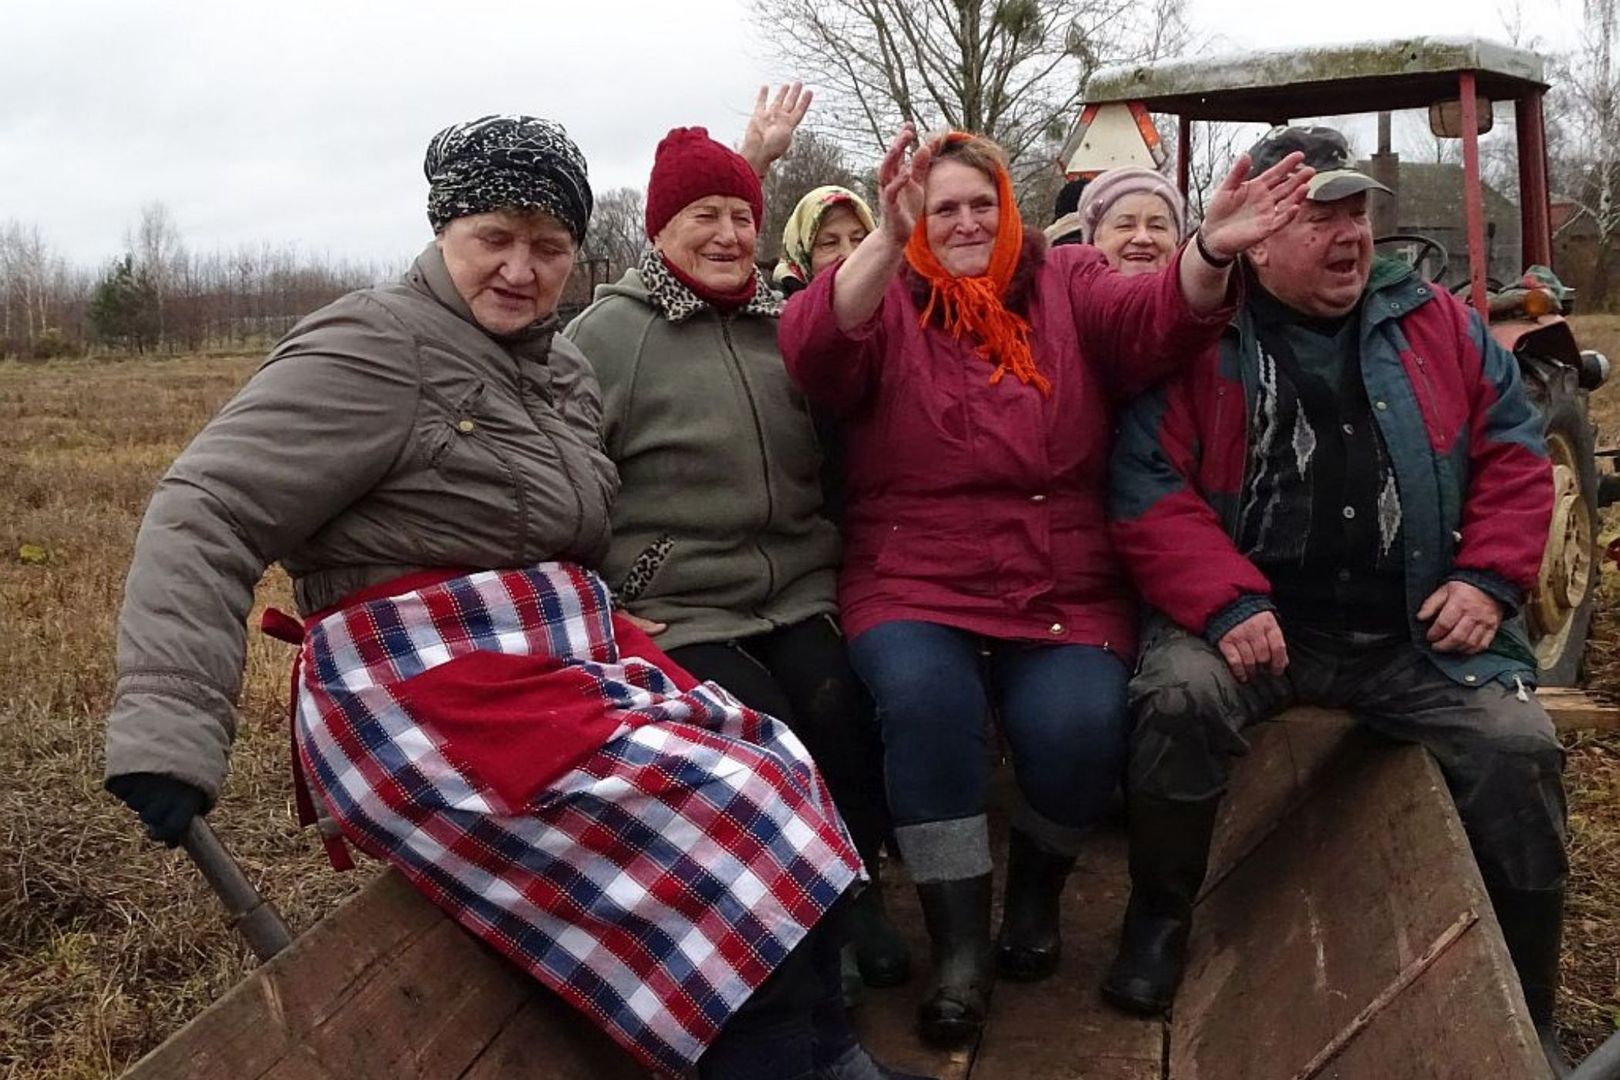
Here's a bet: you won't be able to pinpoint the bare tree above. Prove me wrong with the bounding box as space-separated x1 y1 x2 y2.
0 221 67 356
1549 0 1620 298
1181 122 1248 223
760 132 865 260
580 187 647 279
126 201 185 350
753 0 1187 192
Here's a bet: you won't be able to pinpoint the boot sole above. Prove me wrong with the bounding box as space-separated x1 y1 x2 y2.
917 1014 984 1048
858 962 912 988
1100 979 1172 1017
996 947 1060 982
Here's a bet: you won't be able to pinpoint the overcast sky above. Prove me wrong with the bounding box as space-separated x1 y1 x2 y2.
1 0 1584 269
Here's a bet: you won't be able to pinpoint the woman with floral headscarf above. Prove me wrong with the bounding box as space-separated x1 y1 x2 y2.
775 185 878 296
104 113 900 1080
780 125 1312 1046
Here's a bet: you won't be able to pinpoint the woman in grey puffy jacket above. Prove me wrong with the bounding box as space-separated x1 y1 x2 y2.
104 115 912 1080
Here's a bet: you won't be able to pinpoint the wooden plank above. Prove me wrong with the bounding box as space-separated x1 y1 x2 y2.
1169 737 1548 1080
256 1048 342 1080
1202 709 1358 894
971 828 1164 1079
121 869 444 1079
458 991 644 1080
302 915 530 1079
1326 907 1549 1080
1536 687 1620 732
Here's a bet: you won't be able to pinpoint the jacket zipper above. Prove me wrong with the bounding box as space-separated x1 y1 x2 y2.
719 317 779 615
462 416 529 556
1407 352 1441 433
424 383 530 554
1218 330 1255 543
518 362 589 555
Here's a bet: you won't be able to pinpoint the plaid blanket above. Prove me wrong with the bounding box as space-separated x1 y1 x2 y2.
292 563 862 1076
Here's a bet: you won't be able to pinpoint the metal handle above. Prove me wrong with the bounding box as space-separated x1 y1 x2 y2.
181 817 294 962
1571 1029 1620 1080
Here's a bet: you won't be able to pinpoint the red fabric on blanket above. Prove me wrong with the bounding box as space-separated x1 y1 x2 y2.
294 565 862 1074
391 618 702 808
610 612 700 691
393 651 623 808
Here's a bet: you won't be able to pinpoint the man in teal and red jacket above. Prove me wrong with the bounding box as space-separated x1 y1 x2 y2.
1104 126 1568 1072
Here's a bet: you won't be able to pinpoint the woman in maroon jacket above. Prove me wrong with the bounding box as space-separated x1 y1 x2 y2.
779 126 1309 1046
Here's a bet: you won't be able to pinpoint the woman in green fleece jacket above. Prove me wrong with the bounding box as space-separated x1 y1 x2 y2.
564 104 909 999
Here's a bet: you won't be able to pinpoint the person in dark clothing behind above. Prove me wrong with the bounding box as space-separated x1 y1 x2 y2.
1045 175 1091 246
1105 125 1569 1075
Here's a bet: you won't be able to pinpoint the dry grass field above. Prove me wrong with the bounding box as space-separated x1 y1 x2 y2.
1 332 1618 1078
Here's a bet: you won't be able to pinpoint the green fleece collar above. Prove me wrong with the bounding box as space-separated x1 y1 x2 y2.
1362 256 1440 325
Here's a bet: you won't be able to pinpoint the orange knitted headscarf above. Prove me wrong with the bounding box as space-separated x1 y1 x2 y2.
904 133 1048 396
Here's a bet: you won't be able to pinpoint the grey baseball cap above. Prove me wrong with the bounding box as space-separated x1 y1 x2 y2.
1247 125 1391 202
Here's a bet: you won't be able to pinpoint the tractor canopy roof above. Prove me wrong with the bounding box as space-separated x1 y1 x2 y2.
1083 36 1547 122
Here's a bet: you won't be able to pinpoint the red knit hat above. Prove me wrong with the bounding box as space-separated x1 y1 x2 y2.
644 126 764 239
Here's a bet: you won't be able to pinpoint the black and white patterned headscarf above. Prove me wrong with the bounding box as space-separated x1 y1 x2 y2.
424 115 593 242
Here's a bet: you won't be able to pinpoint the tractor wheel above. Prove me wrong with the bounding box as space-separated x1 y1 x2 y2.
1527 383 1601 686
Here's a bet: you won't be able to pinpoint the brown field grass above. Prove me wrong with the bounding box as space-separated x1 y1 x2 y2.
0 355 366 1079
0 333 1617 1077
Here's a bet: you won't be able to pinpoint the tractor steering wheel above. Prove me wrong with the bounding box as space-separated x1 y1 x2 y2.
1374 233 1449 284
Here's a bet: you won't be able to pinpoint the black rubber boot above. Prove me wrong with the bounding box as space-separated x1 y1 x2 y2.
1490 884 1572 1079
849 866 912 988
914 874 994 1048
1100 794 1219 1016
996 827 1076 982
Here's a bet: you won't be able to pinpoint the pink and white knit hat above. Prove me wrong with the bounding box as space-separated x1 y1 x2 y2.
1075 167 1187 244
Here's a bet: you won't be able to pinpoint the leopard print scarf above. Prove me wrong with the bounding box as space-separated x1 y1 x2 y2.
639 248 783 323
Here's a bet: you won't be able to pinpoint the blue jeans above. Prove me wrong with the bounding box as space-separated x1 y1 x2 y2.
848 620 1129 834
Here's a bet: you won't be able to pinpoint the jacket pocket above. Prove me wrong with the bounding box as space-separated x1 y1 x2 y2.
873 524 996 597
422 384 516 476
1405 354 1467 452
410 383 526 562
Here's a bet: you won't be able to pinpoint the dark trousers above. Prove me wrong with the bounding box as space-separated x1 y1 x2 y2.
669 615 891 868
849 619 1130 834
1128 618 1569 892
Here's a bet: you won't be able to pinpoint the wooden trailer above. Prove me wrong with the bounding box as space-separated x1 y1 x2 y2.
120 699 1610 1080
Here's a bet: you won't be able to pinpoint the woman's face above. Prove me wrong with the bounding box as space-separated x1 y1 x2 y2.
437 210 576 335
924 159 999 278
654 196 758 292
1094 192 1178 276
808 204 869 278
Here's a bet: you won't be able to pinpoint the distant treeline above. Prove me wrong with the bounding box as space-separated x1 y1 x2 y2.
0 209 400 360
0 146 871 362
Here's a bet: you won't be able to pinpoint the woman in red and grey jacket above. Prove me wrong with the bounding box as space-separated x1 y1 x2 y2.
779 124 1311 1047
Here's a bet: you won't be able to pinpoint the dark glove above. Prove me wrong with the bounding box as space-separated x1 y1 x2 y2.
106 773 207 847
